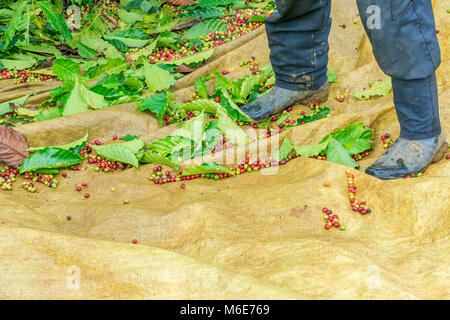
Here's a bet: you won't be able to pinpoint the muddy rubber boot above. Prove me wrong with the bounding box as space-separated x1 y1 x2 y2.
240 82 329 122
365 133 448 180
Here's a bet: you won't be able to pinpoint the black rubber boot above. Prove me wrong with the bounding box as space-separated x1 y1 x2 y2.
365 133 448 180
240 82 329 122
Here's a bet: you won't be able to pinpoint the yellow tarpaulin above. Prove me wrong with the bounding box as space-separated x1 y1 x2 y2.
0 0 448 299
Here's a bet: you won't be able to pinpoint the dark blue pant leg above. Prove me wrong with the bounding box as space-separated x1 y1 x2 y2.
265 0 332 91
356 0 442 139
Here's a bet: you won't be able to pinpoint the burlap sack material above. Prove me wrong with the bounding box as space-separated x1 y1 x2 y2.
0 0 448 299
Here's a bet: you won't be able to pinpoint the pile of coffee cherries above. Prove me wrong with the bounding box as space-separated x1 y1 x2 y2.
0 69 56 83
77 140 129 172
322 207 346 231
240 56 260 74
151 153 299 186
23 173 59 190
151 143 338 187
381 133 394 149
2 167 61 193
148 8 266 63
352 150 371 162
21 182 37 193
0 167 17 191
346 170 372 215
212 137 235 153
151 166 181 184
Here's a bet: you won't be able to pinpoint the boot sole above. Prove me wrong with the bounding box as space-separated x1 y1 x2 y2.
409 141 448 178
400 140 447 178
256 84 330 122
366 140 448 180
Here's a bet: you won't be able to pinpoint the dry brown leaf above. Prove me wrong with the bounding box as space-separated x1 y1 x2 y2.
172 19 201 31
0 125 30 167
163 0 196 6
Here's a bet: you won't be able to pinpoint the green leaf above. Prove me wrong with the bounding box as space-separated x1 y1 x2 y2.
246 0 272 8
28 132 88 152
265 75 275 86
180 163 232 177
79 32 122 59
274 138 294 161
63 77 109 116
106 38 129 51
103 35 149 48
120 134 140 141
182 99 221 114
294 137 330 157
93 144 139 167
181 7 225 20
260 64 275 77
327 122 374 156
325 138 358 168
216 107 248 146
184 19 226 39
163 49 214 66
327 70 337 83
19 43 62 57
140 0 160 13
115 28 149 40
194 77 208 99
19 148 82 173
154 33 177 48
143 62 176 92
194 120 221 158
240 74 264 100
147 136 193 158
276 112 291 126
123 77 144 92
34 168 60 175
0 95 28 116
0 58 36 70
88 58 130 79
4 0 27 46
140 151 179 168
92 139 145 168
15 108 37 117
213 71 234 92
287 106 330 128
118 8 144 24
38 1 72 40
177 112 206 147
221 90 254 122
128 40 157 61
76 41 98 59
120 138 146 154
53 58 81 84
196 0 235 7
34 108 62 122
248 15 265 22
137 93 169 125
354 78 392 100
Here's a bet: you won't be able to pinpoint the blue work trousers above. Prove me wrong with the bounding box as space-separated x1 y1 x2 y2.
265 0 442 139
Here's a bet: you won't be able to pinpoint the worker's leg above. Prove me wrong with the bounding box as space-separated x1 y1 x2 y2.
356 0 446 179
266 0 332 91
241 0 332 121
